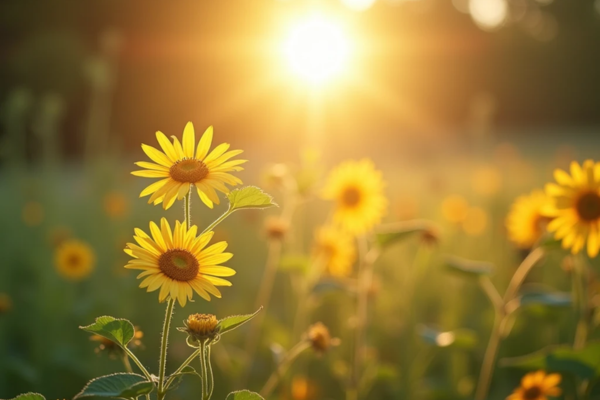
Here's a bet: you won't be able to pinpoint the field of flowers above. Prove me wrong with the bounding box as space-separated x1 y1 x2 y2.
2 121 600 400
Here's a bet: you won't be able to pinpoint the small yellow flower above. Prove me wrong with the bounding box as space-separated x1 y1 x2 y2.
132 122 246 210
291 376 318 400
545 160 600 257
506 190 552 248
441 195 469 223
179 313 219 343
507 371 561 400
124 218 236 307
313 227 356 278
322 159 387 234
55 239 96 281
103 191 128 219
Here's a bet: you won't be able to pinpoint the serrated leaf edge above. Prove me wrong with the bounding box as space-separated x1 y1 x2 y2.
74 373 153 400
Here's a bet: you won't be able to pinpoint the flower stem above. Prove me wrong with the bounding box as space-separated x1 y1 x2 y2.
206 345 214 400
201 208 233 235
184 188 192 229
200 341 208 400
260 340 311 398
157 299 176 400
474 315 503 400
122 353 133 373
573 255 589 350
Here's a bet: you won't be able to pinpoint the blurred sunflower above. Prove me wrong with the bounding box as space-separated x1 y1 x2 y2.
314 226 356 277
545 160 600 257
507 371 561 400
55 239 95 281
506 190 551 248
132 122 245 209
322 159 387 234
124 218 235 307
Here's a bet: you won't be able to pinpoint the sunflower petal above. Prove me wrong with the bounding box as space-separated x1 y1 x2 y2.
196 126 214 160
182 121 195 158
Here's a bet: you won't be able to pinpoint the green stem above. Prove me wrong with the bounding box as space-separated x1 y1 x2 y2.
184 188 192 229
206 345 214 400
164 348 202 389
201 208 233 235
574 254 589 350
122 353 133 373
200 341 208 400
157 299 176 399
474 315 503 400
260 340 311 397
123 347 153 382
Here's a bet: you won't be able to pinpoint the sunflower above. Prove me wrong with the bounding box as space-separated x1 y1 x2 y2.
545 160 600 257
124 218 235 307
55 239 96 281
132 122 246 210
313 226 356 277
507 371 561 400
322 159 387 234
506 190 551 248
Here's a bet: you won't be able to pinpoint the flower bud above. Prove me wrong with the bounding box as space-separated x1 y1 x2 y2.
307 322 339 353
179 313 219 345
264 216 289 241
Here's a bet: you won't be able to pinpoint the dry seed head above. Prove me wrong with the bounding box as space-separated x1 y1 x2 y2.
308 322 339 353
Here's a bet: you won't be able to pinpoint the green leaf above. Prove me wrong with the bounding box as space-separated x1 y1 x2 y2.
74 373 154 399
519 291 571 307
227 186 277 211
217 307 263 335
8 393 46 400
225 390 265 400
444 255 493 277
375 220 438 248
80 316 135 348
501 342 600 379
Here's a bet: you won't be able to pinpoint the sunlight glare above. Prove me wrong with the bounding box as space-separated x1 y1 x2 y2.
283 16 351 84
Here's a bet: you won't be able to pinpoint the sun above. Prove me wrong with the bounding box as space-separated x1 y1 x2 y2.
283 16 351 84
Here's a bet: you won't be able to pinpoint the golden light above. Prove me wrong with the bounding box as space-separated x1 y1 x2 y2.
283 16 351 84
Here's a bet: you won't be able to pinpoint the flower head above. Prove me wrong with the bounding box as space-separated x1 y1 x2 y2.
124 218 235 307
322 159 387 234
313 226 356 278
264 216 289 241
179 313 219 344
133 123 246 210
506 190 552 248
544 160 600 257
507 371 561 400
307 322 339 353
55 239 96 281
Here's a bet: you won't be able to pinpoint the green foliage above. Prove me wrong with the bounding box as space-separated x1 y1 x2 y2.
443 255 493 277
217 307 263 334
227 186 277 211
375 220 437 248
501 342 600 379
225 390 265 400
74 373 154 399
80 316 136 348
279 253 310 272
7 393 46 400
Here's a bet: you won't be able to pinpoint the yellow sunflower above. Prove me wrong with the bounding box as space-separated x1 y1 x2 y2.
124 218 235 307
55 239 96 281
313 226 356 277
506 190 551 248
132 122 246 210
507 371 561 400
545 160 600 257
322 159 387 234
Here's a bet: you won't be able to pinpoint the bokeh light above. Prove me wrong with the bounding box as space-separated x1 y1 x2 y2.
469 0 508 30
283 16 351 84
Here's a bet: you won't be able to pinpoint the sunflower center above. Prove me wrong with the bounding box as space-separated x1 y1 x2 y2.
523 386 542 400
169 159 209 183
158 249 199 281
341 186 361 207
67 254 82 268
576 191 600 221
